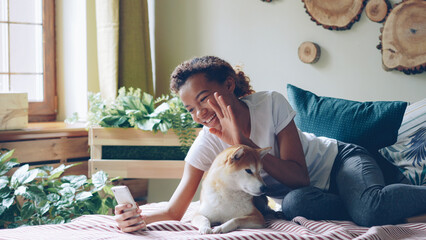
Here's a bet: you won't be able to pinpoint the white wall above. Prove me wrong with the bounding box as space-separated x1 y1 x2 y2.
154 0 425 103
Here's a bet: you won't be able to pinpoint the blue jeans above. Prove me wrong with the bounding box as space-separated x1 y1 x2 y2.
281 142 426 227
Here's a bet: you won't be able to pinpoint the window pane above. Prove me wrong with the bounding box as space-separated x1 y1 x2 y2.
0 23 8 72
0 0 7 21
10 23 43 73
9 0 42 24
10 74 43 101
0 74 8 92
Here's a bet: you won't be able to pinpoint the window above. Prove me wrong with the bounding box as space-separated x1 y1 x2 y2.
0 0 56 122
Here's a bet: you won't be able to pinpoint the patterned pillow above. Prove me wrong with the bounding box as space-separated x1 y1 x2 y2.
379 98 426 185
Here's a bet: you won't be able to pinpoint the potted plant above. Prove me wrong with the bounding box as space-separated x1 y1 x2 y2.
0 149 118 228
68 87 201 157
66 87 202 179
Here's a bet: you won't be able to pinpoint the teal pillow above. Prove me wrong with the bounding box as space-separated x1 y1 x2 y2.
286 84 407 152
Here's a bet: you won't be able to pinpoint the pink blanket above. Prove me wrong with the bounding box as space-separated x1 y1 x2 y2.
1 202 425 240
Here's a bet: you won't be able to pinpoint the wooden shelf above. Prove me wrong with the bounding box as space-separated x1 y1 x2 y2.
0 122 88 142
0 122 90 176
88 127 201 179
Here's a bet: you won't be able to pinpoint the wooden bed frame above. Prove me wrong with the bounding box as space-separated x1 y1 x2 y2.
88 127 201 179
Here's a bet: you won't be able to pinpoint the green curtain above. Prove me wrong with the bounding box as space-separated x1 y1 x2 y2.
118 0 154 95
95 0 153 98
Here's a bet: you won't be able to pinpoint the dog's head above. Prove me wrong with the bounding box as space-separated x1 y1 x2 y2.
213 144 271 196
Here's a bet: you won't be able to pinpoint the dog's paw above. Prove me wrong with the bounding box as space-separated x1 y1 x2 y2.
198 226 213 234
212 226 223 234
213 222 238 234
213 225 234 234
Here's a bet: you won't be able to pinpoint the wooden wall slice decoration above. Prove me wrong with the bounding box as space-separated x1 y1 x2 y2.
365 0 390 23
298 42 321 64
302 0 366 30
378 0 426 74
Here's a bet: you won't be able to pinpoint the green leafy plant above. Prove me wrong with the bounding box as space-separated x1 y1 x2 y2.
0 149 119 228
67 87 201 154
155 95 200 153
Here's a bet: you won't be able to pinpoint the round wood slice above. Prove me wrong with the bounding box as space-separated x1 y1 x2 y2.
380 0 426 74
302 0 366 30
298 42 321 64
366 0 389 23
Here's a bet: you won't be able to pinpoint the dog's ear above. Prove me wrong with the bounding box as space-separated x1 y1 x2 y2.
231 146 245 161
257 147 272 159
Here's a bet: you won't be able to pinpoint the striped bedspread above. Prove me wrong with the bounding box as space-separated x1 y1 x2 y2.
1 202 425 240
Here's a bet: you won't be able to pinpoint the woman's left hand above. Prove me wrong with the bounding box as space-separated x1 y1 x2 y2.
208 92 248 146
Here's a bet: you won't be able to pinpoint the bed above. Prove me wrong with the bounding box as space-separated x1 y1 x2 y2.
1 201 426 240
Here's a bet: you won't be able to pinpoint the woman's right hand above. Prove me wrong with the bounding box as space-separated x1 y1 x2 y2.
114 203 147 232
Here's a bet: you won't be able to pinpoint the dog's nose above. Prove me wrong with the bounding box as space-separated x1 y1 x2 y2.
260 185 267 193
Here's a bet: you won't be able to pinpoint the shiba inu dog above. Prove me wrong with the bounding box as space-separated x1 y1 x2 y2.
192 144 271 234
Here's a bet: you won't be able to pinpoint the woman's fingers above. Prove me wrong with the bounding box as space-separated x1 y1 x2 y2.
117 210 139 221
218 95 230 119
227 105 235 122
119 215 146 232
122 222 146 233
127 215 143 226
115 204 147 232
115 204 131 215
213 92 231 119
209 127 222 138
207 98 223 119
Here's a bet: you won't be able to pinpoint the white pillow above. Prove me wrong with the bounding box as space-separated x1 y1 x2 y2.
379 98 426 185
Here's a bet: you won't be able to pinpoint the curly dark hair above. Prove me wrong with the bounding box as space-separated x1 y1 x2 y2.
170 56 255 98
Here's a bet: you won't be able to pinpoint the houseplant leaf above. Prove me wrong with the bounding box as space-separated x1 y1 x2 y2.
46 193 60 202
48 164 66 180
0 205 6 216
91 171 107 192
0 150 14 163
0 186 10 198
0 178 8 190
62 175 87 189
24 185 46 203
14 185 26 196
10 164 29 188
22 169 39 184
136 118 161 131
76 191 92 201
141 92 155 113
38 201 50 216
0 159 19 175
2 197 14 208
21 201 36 219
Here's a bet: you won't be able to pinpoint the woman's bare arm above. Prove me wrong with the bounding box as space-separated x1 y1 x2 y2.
240 120 309 188
144 163 204 223
115 163 204 232
262 120 309 188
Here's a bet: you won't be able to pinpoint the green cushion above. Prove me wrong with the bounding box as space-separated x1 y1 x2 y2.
286 84 407 152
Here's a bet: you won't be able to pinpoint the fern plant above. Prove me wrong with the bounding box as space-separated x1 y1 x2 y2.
156 95 200 153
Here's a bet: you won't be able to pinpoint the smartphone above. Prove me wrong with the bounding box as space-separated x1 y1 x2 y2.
112 185 147 230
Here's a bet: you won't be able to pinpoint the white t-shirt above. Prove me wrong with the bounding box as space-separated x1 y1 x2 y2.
185 91 338 200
